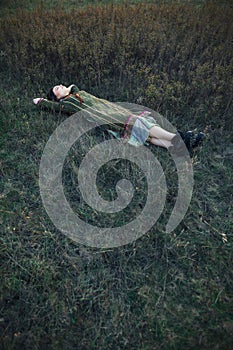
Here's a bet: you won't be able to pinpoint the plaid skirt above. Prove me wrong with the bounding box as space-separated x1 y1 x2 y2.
122 111 159 146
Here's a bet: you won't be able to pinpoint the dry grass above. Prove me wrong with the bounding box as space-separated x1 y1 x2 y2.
0 1 233 349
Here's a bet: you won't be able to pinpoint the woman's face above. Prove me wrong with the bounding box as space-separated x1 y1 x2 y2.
53 85 68 100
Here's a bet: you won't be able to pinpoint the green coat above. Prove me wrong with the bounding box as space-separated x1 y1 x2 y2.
38 85 131 130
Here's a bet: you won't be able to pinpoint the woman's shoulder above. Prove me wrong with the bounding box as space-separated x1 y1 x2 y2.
70 84 79 93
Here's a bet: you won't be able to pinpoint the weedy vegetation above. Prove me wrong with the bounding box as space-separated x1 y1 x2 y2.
0 0 232 349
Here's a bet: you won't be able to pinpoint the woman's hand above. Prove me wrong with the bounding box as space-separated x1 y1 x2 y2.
33 98 43 105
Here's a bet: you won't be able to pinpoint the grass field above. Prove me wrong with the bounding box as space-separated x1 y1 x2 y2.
0 1 233 349
0 0 209 17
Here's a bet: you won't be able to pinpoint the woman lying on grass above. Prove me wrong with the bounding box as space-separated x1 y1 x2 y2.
33 84 205 156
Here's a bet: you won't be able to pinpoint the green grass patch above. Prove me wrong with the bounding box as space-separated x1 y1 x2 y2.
0 0 212 18
0 1 233 349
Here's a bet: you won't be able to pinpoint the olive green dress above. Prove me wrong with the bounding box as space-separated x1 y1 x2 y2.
37 85 159 146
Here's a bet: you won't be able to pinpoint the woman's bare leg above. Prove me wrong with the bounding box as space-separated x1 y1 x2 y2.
149 126 175 141
149 137 172 149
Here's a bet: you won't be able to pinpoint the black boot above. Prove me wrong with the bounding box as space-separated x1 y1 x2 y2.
177 129 185 140
169 132 186 156
192 132 205 149
184 131 194 157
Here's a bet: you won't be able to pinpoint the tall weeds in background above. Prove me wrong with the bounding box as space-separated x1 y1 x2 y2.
0 2 233 350
0 1 232 130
